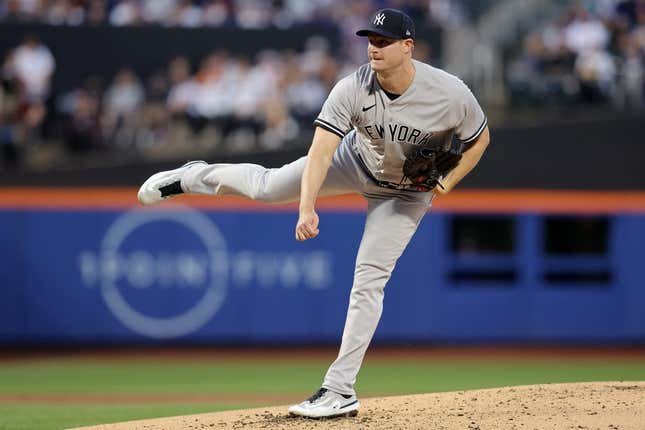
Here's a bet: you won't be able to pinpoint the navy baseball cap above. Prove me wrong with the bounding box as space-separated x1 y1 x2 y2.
356 8 415 40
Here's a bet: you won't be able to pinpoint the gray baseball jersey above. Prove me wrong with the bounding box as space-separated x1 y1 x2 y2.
314 59 487 189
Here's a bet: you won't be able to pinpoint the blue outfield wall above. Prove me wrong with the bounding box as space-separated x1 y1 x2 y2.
1 206 645 344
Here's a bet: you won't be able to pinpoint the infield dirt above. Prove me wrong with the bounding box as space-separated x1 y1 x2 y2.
70 381 645 430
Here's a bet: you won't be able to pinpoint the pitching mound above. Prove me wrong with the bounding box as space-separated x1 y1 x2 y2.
70 381 645 430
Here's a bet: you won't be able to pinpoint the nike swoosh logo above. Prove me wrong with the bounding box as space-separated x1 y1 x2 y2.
362 104 376 112
341 400 359 409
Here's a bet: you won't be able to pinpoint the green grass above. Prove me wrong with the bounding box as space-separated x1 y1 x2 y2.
0 358 644 430
358 361 645 394
0 403 242 430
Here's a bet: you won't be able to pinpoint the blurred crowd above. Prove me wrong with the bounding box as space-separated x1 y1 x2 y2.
0 0 467 29
507 0 645 108
1 34 53 166
1 35 344 167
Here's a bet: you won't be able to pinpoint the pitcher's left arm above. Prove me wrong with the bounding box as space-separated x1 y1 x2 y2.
434 126 490 195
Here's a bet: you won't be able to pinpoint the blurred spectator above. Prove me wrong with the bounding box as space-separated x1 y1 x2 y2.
564 6 610 55
0 35 55 166
0 96 47 166
188 52 232 126
574 48 616 103
140 0 177 25
0 78 21 166
618 37 644 107
1 0 44 21
44 0 86 26
284 53 329 124
62 89 102 153
166 56 196 115
103 68 145 121
172 0 203 27
202 0 231 27
87 0 107 25
233 0 272 29
4 34 55 103
102 68 145 147
109 0 141 26
132 71 171 151
260 96 299 150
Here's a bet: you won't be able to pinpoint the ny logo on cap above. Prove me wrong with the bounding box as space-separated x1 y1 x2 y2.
373 13 386 26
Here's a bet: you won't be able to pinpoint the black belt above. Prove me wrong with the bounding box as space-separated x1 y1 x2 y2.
352 146 422 192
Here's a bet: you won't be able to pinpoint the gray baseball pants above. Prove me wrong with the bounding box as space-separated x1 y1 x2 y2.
181 137 432 396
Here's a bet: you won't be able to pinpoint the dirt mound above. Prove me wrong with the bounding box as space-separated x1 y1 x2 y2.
70 381 645 430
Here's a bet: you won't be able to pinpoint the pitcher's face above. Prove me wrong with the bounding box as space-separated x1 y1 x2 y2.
367 34 413 72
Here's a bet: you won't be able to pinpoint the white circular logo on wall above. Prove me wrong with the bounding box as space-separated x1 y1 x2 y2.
100 207 228 338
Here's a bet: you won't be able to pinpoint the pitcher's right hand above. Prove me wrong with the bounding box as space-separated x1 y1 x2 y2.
295 210 320 241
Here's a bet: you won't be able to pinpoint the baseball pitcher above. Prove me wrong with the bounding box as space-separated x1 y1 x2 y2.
138 8 490 419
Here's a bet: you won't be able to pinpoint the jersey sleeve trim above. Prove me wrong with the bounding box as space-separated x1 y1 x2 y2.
314 118 346 138
458 117 488 144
